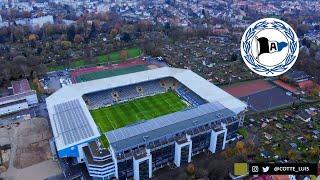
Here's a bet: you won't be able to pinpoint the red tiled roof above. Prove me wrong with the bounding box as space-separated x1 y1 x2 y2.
11 79 31 94
297 80 320 90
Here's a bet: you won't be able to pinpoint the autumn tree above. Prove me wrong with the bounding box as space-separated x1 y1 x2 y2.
119 50 128 61
74 34 83 43
287 150 297 160
67 25 76 42
186 163 196 180
307 147 319 160
236 141 245 154
110 28 118 36
222 148 235 158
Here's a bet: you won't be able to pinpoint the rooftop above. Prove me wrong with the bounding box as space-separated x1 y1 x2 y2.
107 102 235 152
0 90 36 105
11 79 31 95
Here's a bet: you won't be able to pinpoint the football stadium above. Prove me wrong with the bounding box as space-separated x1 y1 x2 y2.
46 67 247 180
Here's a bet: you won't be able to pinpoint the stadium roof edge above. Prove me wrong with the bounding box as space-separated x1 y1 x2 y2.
46 67 247 152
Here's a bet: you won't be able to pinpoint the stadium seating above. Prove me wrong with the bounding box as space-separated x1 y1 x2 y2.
83 90 115 109
84 80 166 109
176 86 206 107
83 78 206 110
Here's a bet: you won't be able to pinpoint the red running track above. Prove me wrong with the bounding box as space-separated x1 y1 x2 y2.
70 59 146 83
223 79 274 98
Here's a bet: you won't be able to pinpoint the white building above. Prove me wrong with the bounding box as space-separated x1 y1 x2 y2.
15 15 54 28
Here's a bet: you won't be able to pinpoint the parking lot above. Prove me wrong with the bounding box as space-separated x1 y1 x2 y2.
44 70 71 93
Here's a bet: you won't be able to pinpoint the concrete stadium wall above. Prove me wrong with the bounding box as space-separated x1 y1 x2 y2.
25 92 38 105
0 101 29 115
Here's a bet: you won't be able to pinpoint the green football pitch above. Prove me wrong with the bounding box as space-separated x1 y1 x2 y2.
90 91 188 134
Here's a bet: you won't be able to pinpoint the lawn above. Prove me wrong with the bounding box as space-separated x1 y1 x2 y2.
90 91 187 133
109 51 120 62
127 47 141 58
97 55 108 63
70 59 86 68
47 65 65 72
99 134 109 148
100 47 142 63
47 47 142 72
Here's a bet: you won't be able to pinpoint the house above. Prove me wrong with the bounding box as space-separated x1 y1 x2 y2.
297 137 307 143
260 150 271 159
289 143 297 149
311 130 319 135
264 132 272 140
261 122 268 128
306 107 318 116
284 71 311 84
311 130 319 138
296 110 311 122
276 123 283 129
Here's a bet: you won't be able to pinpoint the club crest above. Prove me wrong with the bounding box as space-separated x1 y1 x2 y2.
240 18 299 77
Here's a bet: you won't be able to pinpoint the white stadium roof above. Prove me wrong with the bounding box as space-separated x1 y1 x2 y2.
46 67 247 151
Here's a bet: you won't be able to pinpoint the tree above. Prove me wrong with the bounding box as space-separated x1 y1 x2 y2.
119 50 128 61
67 25 76 42
222 148 235 158
287 150 297 160
236 141 245 154
186 163 196 180
121 32 131 42
12 55 30 78
28 34 37 41
208 159 228 179
89 22 97 39
231 53 238 61
238 128 248 138
74 34 83 43
310 87 319 97
308 147 320 159
61 41 72 50
110 28 118 36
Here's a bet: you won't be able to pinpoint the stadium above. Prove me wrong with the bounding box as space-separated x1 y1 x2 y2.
46 67 247 180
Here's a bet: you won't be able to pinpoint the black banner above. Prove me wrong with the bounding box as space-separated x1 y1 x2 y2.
249 163 319 175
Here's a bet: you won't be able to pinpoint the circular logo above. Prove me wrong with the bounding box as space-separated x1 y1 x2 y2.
240 18 299 77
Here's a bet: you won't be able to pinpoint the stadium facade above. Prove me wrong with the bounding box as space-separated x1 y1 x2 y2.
46 67 247 180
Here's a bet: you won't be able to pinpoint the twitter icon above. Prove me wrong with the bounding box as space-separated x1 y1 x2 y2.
262 166 269 173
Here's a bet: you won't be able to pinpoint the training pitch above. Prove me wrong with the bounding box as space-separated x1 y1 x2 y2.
90 91 188 134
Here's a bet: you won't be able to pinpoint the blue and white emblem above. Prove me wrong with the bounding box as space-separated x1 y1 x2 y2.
240 18 299 77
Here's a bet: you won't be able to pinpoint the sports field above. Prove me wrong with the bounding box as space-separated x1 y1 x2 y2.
76 65 147 82
90 92 187 133
97 47 141 63
47 47 142 72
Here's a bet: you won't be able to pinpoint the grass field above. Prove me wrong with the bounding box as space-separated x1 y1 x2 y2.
100 47 141 63
76 65 147 83
90 92 187 134
47 65 65 72
47 47 142 72
70 59 86 68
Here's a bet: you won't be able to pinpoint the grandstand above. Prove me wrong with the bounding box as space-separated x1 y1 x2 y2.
46 67 247 180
